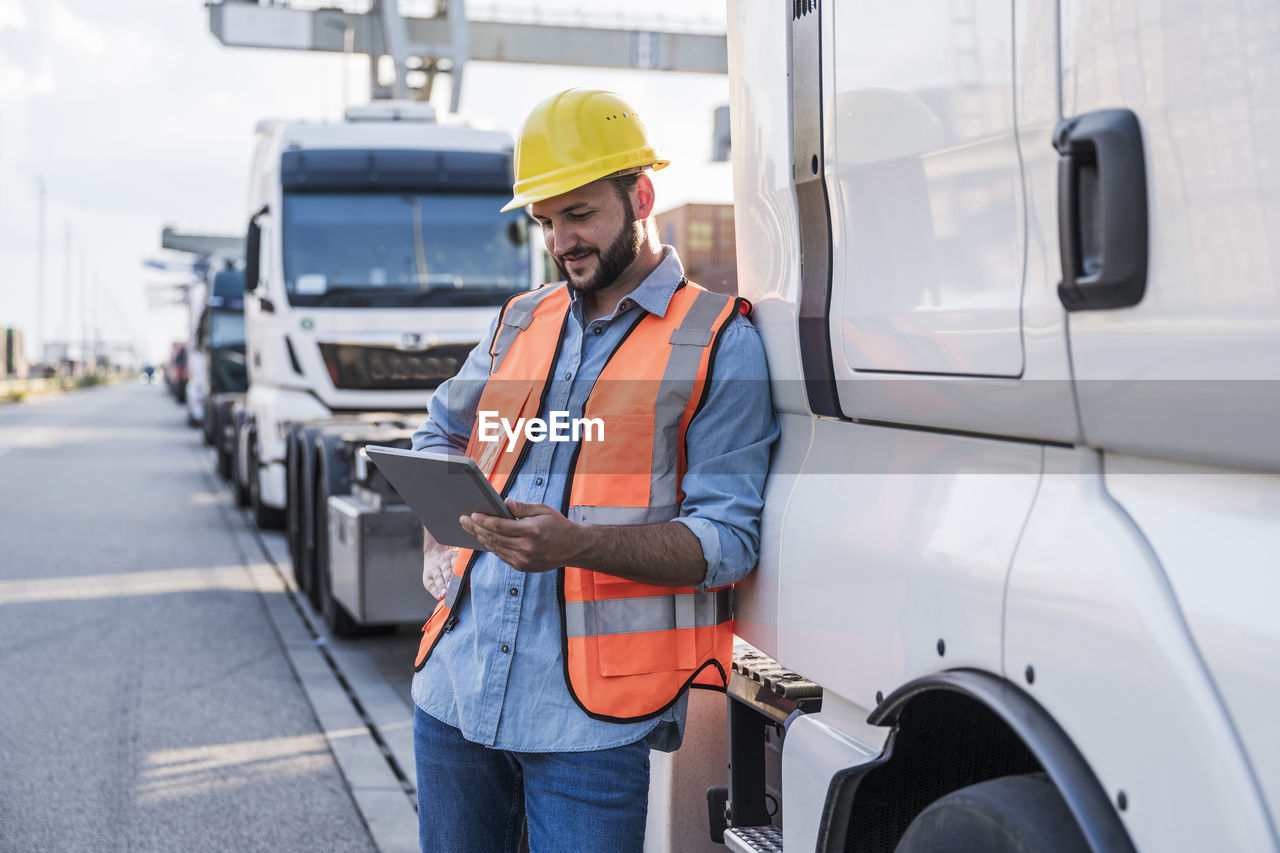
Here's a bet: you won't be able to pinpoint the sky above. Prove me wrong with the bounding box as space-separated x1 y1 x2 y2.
0 0 732 364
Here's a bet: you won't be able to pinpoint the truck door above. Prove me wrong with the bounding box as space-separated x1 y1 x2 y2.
812 1 1076 443
1053 6 1280 836
1058 2 1280 472
244 210 274 385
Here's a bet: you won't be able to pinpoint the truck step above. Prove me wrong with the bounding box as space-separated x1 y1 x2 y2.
732 645 822 703
724 825 783 853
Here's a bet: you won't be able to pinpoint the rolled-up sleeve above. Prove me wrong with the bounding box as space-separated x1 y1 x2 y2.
411 313 500 455
670 316 778 591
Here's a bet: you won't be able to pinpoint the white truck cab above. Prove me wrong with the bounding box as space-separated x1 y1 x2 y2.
687 4 1280 852
239 102 537 524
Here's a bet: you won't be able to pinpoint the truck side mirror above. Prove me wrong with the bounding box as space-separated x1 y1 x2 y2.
243 206 268 294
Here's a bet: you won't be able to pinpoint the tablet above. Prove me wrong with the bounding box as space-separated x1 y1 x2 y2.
364 445 514 551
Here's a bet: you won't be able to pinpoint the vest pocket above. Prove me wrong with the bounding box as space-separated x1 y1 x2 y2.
596 622 700 677
581 580 701 677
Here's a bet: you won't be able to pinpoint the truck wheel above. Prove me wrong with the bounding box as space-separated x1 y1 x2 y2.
286 430 314 596
216 428 233 480
233 422 251 507
216 402 234 480
895 773 1089 853
202 400 217 446
250 444 286 530
307 435 345 610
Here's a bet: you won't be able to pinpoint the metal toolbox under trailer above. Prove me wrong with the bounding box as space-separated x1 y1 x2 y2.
327 491 430 625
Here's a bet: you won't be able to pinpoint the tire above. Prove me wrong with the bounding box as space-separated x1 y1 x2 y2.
233 422 251 507
895 773 1089 853
202 400 217 446
215 401 235 481
215 405 233 481
307 436 345 611
286 429 314 597
217 439 232 481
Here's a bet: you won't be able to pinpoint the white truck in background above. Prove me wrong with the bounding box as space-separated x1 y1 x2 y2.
186 257 245 434
648 3 1280 853
233 101 540 635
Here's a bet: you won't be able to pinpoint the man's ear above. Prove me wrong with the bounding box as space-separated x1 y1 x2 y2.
633 173 656 219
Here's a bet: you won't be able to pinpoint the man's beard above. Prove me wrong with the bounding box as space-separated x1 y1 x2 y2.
554 213 643 295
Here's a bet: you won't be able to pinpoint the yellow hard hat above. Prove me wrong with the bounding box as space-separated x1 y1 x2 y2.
501 88 669 212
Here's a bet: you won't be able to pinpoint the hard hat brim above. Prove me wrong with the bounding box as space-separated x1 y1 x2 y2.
501 158 669 212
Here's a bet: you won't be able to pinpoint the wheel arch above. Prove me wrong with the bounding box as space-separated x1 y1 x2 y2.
816 669 1134 853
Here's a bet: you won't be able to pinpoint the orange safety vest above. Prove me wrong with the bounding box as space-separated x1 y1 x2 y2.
414 279 744 722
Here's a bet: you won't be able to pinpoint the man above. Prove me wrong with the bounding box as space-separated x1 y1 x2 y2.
410 88 777 853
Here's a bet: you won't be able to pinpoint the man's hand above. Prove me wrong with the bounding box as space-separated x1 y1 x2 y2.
461 501 708 586
460 499 579 572
422 526 457 600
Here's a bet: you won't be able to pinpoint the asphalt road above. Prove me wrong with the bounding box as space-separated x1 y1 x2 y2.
0 382 395 852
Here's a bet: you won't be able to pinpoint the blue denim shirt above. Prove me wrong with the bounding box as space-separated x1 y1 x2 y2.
410 247 778 752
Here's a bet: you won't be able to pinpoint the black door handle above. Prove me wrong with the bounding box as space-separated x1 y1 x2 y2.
1053 109 1148 311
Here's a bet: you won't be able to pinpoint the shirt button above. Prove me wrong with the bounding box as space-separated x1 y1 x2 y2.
509 587 518 596
535 477 543 486
501 644 510 654
593 326 602 335
564 372 572 381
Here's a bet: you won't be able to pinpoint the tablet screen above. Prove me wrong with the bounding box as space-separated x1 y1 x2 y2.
364 445 513 551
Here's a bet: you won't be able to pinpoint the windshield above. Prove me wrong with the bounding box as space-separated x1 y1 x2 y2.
210 309 245 348
281 191 531 307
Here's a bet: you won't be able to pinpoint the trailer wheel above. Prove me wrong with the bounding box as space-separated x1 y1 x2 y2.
215 400 235 481
232 419 251 507
286 428 315 597
216 420 232 480
895 773 1089 853
302 431 328 612
202 399 217 446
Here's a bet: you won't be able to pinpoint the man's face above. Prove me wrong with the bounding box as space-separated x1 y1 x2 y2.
529 179 642 295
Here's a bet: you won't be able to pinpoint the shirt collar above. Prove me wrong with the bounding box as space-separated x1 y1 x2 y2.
568 245 685 321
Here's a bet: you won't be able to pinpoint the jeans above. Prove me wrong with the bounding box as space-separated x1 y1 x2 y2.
413 707 650 853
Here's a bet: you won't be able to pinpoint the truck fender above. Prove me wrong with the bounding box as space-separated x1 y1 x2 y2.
814 670 1133 853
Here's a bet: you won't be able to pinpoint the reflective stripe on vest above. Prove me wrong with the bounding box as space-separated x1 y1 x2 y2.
415 280 742 723
564 587 732 638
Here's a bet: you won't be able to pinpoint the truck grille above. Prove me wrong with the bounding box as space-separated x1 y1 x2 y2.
318 342 473 391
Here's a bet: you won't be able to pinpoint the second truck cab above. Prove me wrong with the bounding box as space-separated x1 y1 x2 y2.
239 101 538 526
